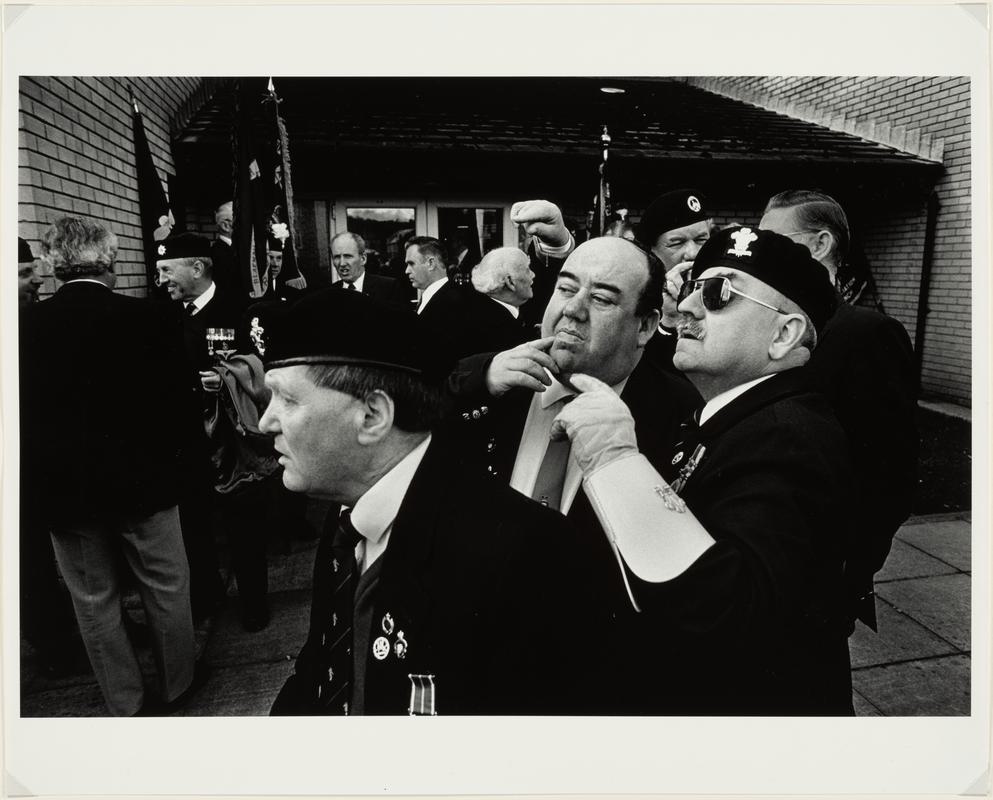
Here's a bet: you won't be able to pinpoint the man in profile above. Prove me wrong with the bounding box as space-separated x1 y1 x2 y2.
261 289 602 714
551 227 854 714
469 246 535 348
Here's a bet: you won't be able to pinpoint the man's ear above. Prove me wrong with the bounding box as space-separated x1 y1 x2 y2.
192 259 205 278
356 390 395 445
768 314 808 361
809 230 835 263
637 309 662 347
503 273 516 292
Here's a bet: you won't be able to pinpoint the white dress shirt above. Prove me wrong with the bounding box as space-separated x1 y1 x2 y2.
491 297 520 319
699 375 775 426
348 435 431 573
184 281 216 316
509 372 628 515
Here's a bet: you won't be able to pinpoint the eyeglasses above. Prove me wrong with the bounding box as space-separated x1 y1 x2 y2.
677 276 786 314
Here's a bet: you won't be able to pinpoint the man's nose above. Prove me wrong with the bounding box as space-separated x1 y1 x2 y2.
676 286 704 317
258 402 278 434
562 289 589 320
683 242 702 262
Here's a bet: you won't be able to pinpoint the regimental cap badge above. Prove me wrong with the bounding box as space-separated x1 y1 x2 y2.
157 244 166 256
687 195 701 213
382 612 395 635
372 636 391 661
728 227 758 258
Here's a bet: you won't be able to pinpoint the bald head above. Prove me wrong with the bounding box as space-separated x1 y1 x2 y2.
471 247 534 307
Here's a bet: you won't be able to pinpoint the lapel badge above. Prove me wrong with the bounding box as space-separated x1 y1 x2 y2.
394 631 408 660
671 451 684 465
331 612 338 628
249 316 266 357
331 558 339 574
372 636 391 661
382 612 395 635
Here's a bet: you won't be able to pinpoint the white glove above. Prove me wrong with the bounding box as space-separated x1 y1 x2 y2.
550 373 639 476
510 200 571 249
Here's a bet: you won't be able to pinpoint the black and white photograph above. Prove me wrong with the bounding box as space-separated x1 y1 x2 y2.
2 4 989 797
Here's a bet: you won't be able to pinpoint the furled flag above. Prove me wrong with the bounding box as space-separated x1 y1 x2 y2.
586 125 612 238
233 77 306 299
129 86 174 295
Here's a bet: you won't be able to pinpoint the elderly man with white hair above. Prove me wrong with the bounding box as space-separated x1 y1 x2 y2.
209 200 238 292
469 246 536 349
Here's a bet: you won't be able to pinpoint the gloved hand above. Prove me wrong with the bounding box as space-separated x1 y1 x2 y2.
550 373 639 475
510 200 571 249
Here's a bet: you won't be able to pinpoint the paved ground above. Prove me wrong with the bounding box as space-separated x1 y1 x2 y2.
19 510 971 717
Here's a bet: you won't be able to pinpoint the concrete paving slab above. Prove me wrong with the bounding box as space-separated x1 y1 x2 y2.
852 655 970 716
852 688 883 716
207 589 312 668
20 681 109 718
849 599 959 669
267 540 319 594
171 660 294 717
875 538 959 583
895 519 971 572
875 573 971 651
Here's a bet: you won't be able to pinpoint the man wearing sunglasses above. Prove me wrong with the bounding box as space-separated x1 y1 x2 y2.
549 227 857 715
760 190 918 634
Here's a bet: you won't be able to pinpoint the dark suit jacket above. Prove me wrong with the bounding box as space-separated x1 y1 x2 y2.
417 280 521 373
473 295 530 351
806 303 918 627
271 435 606 715
19 281 188 523
637 369 855 715
445 353 702 713
333 272 410 307
175 284 248 384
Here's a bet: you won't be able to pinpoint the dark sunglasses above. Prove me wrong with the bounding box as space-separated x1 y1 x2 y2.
677 276 785 314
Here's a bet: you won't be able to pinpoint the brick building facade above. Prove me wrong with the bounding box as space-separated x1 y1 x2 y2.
18 76 972 404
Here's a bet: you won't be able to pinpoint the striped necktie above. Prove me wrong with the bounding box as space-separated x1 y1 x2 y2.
317 510 363 714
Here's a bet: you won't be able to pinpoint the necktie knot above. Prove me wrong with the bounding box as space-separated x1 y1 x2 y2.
333 510 363 551
184 302 197 317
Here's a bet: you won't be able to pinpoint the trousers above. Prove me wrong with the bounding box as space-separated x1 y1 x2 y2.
50 505 195 716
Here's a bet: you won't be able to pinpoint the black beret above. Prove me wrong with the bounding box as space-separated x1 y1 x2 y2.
18 237 34 263
266 236 284 252
156 233 212 262
638 189 709 247
689 226 838 333
261 288 424 374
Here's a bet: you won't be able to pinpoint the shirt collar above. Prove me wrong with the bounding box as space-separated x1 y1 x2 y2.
349 434 432 545
492 297 520 319
419 276 448 310
64 278 110 288
186 281 216 313
539 372 628 410
700 374 775 426
218 234 232 246
350 272 366 292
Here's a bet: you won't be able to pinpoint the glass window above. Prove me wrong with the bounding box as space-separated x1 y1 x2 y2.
437 207 504 281
345 207 416 279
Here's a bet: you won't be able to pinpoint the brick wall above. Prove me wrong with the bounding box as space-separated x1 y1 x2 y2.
18 76 203 298
688 77 971 405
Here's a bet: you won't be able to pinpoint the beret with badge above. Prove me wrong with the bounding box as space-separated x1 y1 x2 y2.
156 233 212 262
689 226 838 333
637 189 710 248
